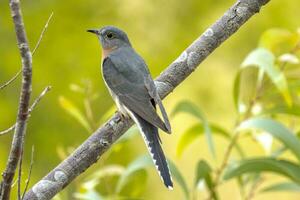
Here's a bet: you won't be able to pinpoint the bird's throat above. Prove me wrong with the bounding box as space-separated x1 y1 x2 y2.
101 46 117 61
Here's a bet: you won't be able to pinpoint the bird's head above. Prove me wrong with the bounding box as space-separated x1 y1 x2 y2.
87 26 131 50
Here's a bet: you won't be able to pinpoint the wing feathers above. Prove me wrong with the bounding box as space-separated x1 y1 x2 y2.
155 97 171 133
103 54 171 132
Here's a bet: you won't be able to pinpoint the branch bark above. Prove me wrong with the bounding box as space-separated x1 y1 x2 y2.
0 0 32 199
23 0 270 199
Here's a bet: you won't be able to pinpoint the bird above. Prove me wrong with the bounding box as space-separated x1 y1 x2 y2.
87 26 173 189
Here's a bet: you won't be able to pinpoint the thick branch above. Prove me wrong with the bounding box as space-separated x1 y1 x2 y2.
23 0 270 199
0 0 32 199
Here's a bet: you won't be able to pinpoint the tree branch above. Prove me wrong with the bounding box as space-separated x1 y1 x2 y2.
0 0 33 199
23 0 270 199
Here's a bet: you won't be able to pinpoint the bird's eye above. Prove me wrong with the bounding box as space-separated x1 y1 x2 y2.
106 32 114 39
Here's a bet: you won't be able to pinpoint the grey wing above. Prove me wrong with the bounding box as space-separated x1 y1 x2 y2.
144 74 171 133
102 55 169 133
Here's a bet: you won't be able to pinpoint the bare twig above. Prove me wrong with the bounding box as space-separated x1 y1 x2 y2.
17 146 35 200
0 126 15 136
32 12 54 55
27 86 52 115
23 1 271 199
0 12 53 92
17 148 24 200
21 146 34 200
0 86 52 136
0 0 33 198
0 70 22 90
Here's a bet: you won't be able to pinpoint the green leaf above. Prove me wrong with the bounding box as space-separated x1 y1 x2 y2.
261 182 300 193
233 70 242 111
259 28 299 55
241 48 292 106
263 105 300 117
271 146 286 158
195 160 218 200
237 118 300 161
172 101 215 158
271 131 300 158
58 96 92 132
116 155 152 193
176 123 244 158
168 159 189 200
224 158 300 184
118 169 148 198
84 165 125 187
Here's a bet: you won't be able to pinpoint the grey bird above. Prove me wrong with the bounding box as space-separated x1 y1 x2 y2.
88 26 173 189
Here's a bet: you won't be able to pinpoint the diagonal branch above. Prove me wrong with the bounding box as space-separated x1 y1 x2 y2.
0 70 22 90
23 0 270 199
0 0 33 199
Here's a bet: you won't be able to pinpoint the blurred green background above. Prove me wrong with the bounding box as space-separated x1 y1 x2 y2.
1 0 300 199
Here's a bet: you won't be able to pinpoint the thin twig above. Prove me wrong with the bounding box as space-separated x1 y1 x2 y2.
0 70 22 90
27 86 52 115
208 95 259 200
21 146 34 200
207 40 269 200
0 86 52 136
32 12 54 55
18 148 24 200
0 125 15 136
0 12 53 92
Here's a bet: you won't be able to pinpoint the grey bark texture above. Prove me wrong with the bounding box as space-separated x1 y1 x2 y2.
23 0 270 199
0 0 32 199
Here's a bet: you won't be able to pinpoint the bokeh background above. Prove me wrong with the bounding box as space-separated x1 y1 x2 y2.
1 0 300 199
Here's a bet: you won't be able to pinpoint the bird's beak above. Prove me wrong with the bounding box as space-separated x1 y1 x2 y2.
87 29 99 35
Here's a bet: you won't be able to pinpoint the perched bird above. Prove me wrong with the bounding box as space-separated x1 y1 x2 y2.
88 26 173 189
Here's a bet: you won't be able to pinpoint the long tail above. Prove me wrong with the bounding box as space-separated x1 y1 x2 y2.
129 110 173 189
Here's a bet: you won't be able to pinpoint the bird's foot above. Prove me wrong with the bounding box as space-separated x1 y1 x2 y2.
116 111 128 121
